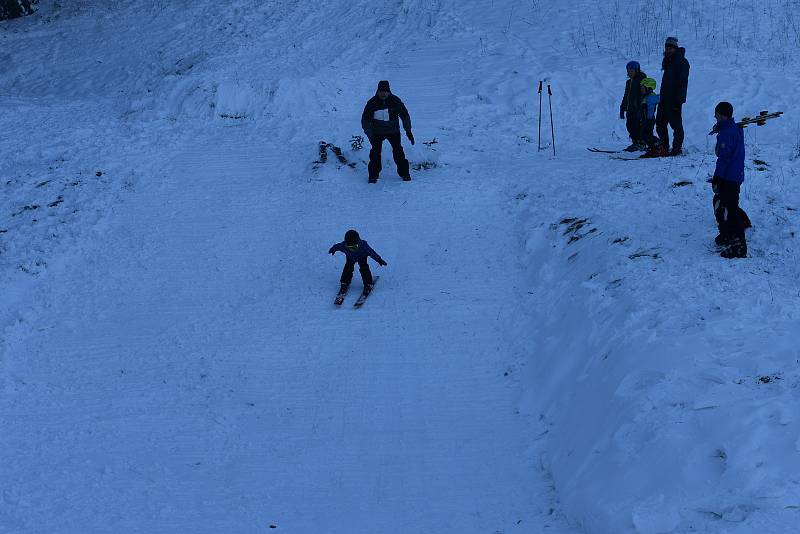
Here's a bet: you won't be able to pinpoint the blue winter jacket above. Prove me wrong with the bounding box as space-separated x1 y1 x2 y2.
714 118 745 183
329 239 385 263
642 93 659 120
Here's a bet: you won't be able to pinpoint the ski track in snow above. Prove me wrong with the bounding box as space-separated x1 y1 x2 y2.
1 2 570 533
2 1 800 533
3 139 553 533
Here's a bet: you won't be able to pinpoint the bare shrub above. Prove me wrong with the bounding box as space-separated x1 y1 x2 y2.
574 0 800 65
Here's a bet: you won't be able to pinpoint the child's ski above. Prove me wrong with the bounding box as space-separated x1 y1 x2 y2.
611 152 684 161
334 284 349 306
353 276 379 308
609 155 646 161
587 147 622 153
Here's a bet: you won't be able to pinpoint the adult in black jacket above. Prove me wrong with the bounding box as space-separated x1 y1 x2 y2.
361 80 414 183
620 61 647 151
657 37 690 155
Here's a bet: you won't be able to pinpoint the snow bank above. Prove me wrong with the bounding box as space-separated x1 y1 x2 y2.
519 192 800 532
502 3 800 530
517 113 800 534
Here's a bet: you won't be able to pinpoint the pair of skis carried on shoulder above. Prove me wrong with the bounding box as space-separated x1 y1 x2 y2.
708 110 784 135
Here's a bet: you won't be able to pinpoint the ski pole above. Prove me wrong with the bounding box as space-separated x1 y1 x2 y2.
537 81 543 151
548 84 555 156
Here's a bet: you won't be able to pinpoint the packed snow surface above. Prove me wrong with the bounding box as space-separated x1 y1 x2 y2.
1 1 799 533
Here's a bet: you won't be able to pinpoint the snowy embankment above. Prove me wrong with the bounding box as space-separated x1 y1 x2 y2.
2 1 800 533
511 1 800 532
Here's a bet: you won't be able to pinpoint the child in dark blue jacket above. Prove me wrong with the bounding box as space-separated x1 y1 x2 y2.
329 229 387 291
711 101 747 259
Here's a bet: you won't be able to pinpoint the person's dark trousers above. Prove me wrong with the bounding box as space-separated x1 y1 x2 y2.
626 113 642 144
368 133 410 180
640 119 660 149
713 179 746 243
341 258 373 286
656 103 684 151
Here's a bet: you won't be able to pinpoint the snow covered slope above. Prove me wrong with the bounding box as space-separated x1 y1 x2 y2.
2 1 799 533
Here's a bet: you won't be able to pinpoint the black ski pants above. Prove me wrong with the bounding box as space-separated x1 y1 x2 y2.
713 179 746 242
640 118 660 149
626 112 642 144
656 103 684 151
341 258 373 286
368 133 409 180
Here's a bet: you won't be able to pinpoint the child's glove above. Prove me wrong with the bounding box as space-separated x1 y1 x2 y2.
328 246 336 255
378 259 388 266
407 131 415 145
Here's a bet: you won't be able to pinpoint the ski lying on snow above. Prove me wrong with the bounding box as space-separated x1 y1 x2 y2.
353 276 379 308
587 147 624 153
609 155 646 160
610 153 688 161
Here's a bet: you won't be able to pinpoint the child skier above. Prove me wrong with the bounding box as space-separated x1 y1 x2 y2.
639 78 667 157
620 61 647 151
329 229 387 300
711 101 747 259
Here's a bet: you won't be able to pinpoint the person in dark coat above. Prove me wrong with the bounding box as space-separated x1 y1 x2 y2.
361 80 414 183
656 37 690 156
620 61 647 151
711 102 748 259
329 229 387 291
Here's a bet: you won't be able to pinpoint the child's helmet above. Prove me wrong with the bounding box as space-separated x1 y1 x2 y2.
344 229 360 245
641 78 657 90
626 61 640 71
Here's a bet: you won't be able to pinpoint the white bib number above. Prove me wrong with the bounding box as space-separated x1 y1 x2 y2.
373 109 390 121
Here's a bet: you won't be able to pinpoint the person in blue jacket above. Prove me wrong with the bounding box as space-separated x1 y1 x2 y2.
638 77 664 156
711 101 747 259
329 229 387 291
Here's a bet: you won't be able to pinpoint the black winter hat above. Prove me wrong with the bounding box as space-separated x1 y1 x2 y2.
715 101 734 117
377 80 391 92
344 229 360 245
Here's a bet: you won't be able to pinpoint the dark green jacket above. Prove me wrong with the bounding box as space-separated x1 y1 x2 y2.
621 71 647 114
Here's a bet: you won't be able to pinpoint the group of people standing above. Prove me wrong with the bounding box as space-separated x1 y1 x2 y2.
620 36 748 258
620 36 689 157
